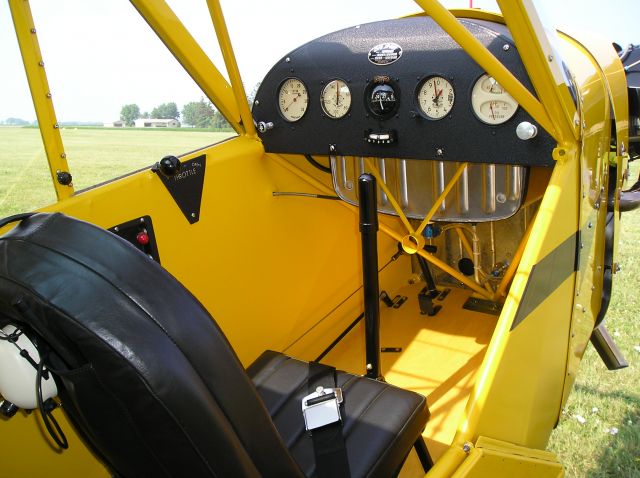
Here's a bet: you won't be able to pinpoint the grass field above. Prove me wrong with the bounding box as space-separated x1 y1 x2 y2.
0 127 638 476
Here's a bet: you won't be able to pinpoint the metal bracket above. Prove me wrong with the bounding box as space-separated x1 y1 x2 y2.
301 387 343 431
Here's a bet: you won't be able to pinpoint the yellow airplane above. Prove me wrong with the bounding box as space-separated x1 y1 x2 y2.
0 1 637 476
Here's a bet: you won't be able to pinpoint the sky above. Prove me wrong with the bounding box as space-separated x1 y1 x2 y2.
0 0 637 123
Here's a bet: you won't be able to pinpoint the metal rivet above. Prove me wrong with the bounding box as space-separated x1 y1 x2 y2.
548 54 554 62
588 222 592 228
114 226 119 232
60 153 66 159
436 148 444 157
502 44 510 51
254 100 260 106
30 28 36 34
329 144 336 152
190 212 196 218
53 123 59 129
139 218 145 223
46 92 52 98
366 363 373 370
285 57 290 63
38 60 44 66
462 443 472 453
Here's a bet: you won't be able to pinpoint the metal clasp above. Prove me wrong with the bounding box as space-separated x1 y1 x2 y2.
301 386 343 431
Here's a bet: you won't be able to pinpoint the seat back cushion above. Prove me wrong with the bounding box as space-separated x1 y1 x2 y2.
0 213 302 478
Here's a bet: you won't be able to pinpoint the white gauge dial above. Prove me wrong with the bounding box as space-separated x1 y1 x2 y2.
278 78 308 122
321 79 351 119
417 76 454 119
471 74 518 125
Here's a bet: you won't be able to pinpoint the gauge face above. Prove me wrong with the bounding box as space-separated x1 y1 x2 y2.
368 83 398 117
278 78 309 122
321 79 351 119
471 74 518 125
417 76 454 119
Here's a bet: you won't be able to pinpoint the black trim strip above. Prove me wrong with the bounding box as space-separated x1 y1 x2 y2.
510 232 579 330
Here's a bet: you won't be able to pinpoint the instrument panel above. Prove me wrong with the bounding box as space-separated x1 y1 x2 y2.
253 16 556 166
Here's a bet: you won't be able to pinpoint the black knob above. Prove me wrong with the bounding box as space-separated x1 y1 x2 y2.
156 155 181 177
56 171 72 186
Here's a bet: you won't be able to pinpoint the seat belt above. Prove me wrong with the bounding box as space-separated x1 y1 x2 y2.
302 361 351 478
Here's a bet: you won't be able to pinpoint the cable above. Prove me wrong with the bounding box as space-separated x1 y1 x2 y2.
37 357 68 450
304 154 332 174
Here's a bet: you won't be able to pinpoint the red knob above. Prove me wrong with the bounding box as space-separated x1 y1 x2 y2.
136 232 150 246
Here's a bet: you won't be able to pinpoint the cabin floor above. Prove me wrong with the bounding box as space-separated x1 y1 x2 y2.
322 283 498 473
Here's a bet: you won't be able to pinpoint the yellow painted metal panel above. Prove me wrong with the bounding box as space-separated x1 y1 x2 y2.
450 437 564 478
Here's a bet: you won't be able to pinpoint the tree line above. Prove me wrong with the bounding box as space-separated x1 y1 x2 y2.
119 99 229 129
120 84 260 128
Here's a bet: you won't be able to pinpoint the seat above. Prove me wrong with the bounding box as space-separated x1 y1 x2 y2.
0 213 428 477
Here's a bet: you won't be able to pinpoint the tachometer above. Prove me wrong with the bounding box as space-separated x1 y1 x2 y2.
321 79 351 119
471 74 518 125
417 76 454 119
278 78 309 122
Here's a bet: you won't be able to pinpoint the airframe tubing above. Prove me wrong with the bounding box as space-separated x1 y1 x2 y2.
205 0 257 137
130 0 242 133
269 154 493 300
412 0 559 143
9 0 74 201
496 0 578 142
415 162 468 236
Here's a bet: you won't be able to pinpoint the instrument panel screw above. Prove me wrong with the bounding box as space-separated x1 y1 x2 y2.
60 153 66 159
436 148 444 157
191 212 196 218
502 44 510 51
366 363 373 370
329 144 337 153
46 92 52 98
462 442 472 453
38 60 44 66
30 28 36 34
53 123 59 129
285 57 291 63
547 54 554 62
254 100 259 106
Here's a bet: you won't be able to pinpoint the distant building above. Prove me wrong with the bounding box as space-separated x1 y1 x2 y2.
103 120 125 128
134 118 180 128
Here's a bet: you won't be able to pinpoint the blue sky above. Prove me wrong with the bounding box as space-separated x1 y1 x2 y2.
0 0 637 122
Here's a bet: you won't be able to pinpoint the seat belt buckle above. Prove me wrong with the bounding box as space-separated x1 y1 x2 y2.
301 386 343 431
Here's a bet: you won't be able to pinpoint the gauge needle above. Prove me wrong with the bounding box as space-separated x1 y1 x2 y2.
379 97 384 110
284 93 300 111
336 86 340 106
489 102 496 120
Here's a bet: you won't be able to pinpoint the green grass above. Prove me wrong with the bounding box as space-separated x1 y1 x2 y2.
0 127 638 475
0 127 235 215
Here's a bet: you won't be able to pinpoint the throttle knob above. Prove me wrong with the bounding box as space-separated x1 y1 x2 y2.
156 155 181 177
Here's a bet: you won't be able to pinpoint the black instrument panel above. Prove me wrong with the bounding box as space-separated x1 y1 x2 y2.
252 16 555 166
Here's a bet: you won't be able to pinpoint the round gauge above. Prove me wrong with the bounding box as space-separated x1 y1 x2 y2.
471 74 518 125
417 76 454 119
278 78 309 122
368 83 398 117
321 79 351 119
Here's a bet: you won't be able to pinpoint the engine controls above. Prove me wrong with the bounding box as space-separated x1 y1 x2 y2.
109 216 160 263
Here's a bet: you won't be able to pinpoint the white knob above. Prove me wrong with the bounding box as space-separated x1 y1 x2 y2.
516 121 538 140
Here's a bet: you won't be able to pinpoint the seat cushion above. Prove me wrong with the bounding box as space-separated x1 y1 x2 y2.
248 351 429 478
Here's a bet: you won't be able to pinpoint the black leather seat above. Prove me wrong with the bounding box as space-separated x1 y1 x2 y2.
0 213 428 477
